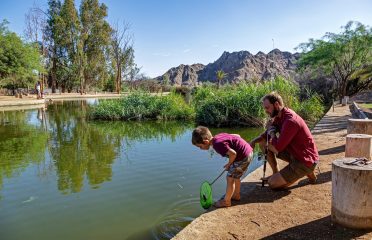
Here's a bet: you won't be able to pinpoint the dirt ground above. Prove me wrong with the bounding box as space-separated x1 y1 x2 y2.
0 92 168 108
174 104 372 240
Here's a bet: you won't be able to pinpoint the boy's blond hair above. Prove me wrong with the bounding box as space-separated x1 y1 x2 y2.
192 126 212 145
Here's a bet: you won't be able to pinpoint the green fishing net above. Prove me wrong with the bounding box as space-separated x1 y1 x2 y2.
200 181 213 209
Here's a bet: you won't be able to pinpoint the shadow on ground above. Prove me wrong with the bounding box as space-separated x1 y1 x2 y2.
288 171 331 190
319 145 345 155
312 114 350 135
217 170 333 208
261 215 371 240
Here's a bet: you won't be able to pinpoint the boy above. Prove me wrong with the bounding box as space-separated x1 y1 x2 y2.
192 126 253 208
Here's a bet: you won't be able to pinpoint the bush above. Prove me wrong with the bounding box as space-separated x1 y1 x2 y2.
193 76 323 127
90 91 194 121
91 77 325 127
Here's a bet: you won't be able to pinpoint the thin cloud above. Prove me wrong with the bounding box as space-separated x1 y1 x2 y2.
152 52 171 57
183 48 191 53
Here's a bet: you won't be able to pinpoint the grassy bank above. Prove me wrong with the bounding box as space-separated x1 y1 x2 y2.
90 92 194 121
90 77 324 127
193 77 324 127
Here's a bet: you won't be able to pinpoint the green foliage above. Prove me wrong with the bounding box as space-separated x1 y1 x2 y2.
360 103 372 109
216 70 226 88
193 77 323 127
297 21 372 100
92 121 192 142
91 77 324 126
297 94 324 124
0 111 48 190
0 20 43 88
90 92 194 121
80 0 111 90
54 0 82 92
162 74 170 86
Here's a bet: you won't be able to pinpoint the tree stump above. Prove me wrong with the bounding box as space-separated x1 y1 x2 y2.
332 158 372 229
347 119 372 135
345 134 372 160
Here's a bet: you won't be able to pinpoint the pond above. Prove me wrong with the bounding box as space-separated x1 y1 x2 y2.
0 100 263 240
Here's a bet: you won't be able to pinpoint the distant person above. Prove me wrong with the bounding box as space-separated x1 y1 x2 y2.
250 92 319 189
192 126 253 208
35 81 41 99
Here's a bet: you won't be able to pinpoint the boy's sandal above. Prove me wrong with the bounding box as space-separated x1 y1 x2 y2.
214 199 231 208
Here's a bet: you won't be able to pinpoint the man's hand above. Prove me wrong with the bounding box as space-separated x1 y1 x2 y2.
267 126 277 139
268 143 278 155
265 118 274 129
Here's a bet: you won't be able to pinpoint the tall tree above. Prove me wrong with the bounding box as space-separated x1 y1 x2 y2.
57 0 83 93
0 20 43 93
45 0 62 93
297 21 372 102
110 21 134 93
24 4 48 92
24 5 46 44
80 0 111 92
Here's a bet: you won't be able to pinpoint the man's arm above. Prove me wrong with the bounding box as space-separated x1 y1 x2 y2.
249 134 264 147
271 119 299 153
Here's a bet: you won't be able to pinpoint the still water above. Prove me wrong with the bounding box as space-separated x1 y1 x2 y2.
0 100 263 240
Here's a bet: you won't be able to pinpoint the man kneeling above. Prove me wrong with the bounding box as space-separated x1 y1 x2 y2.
250 92 319 189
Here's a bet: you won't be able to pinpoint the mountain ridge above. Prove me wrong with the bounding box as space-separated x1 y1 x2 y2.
156 49 301 86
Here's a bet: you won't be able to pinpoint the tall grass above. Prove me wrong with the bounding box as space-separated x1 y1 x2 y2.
91 77 324 127
193 77 324 127
90 91 194 121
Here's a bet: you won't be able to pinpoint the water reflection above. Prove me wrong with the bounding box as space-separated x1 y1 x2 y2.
0 110 48 192
45 102 117 193
0 101 192 195
0 100 264 240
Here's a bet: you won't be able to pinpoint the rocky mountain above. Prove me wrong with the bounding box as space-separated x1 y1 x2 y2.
156 49 301 86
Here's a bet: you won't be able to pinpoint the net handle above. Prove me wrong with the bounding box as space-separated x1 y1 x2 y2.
210 169 226 186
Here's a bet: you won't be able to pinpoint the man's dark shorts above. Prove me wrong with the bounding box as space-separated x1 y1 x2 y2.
277 151 318 183
227 152 253 179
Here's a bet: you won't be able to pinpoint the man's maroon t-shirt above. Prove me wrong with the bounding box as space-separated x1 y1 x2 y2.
263 108 319 167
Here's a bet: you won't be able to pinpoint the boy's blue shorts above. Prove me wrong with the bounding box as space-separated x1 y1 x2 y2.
227 153 253 179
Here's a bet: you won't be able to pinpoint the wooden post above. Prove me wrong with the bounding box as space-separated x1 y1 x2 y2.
345 134 372 160
332 158 372 229
347 119 372 135
333 99 335 112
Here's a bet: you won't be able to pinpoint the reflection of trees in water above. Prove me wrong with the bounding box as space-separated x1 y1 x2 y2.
91 120 193 165
91 121 193 143
0 101 193 195
47 101 120 194
0 111 48 192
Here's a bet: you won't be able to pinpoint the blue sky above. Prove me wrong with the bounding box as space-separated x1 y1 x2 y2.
1 0 371 77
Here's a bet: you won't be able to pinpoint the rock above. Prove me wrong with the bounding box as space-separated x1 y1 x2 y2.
157 49 301 86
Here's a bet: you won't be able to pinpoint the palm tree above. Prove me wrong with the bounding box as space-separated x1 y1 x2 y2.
216 70 226 89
